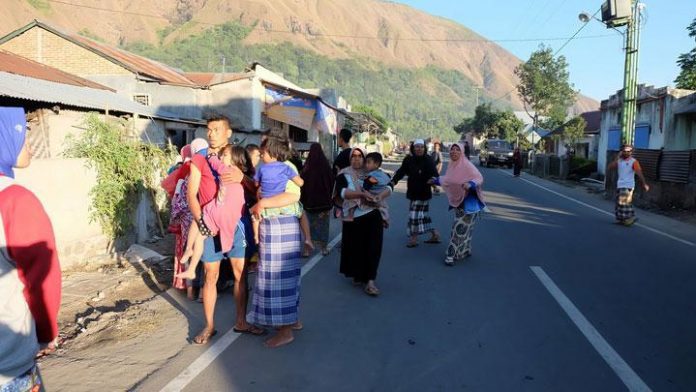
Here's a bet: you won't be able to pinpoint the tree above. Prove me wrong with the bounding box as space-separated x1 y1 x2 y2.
453 103 523 141
514 46 577 134
562 116 587 154
675 18 696 90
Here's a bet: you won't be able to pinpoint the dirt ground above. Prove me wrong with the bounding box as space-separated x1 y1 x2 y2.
39 234 191 392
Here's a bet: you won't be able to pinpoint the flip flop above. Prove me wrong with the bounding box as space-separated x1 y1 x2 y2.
233 326 268 336
424 237 442 244
406 241 418 248
193 328 217 344
364 285 380 296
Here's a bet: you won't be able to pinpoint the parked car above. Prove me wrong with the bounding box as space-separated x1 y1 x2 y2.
479 139 514 168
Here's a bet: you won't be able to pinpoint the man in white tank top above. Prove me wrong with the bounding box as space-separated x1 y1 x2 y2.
607 145 650 226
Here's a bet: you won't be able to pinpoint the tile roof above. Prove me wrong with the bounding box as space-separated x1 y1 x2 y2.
184 72 250 86
0 49 113 91
0 20 199 87
580 110 601 134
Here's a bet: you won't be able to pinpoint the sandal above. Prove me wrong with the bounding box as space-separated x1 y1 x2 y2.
406 240 418 248
424 236 442 244
233 325 268 336
193 328 217 345
364 285 380 296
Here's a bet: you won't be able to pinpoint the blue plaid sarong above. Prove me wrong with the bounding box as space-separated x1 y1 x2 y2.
247 215 302 327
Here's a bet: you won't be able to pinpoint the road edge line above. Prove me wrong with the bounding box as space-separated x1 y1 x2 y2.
530 266 652 392
159 233 342 392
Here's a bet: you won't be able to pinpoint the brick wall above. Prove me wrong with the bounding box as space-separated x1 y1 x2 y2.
0 27 131 76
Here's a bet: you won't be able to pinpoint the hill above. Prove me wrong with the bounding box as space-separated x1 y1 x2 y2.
2 0 598 140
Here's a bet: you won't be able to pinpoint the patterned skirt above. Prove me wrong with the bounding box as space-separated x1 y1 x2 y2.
446 209 479 261
307 210 330 244
615 188 635 221
247 215 302 327
408 200 433 236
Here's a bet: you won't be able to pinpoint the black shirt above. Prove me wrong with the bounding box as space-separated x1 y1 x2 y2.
333 147 351 176
391 154 439 201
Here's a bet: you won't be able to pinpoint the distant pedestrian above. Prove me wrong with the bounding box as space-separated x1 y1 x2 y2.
1 107 61 391
333 128 353 176
608 145 649 226
512 146 523 177
301 143 334 256
463 141 471 160
391 138 441 248
440 142 487 265
334 148 392 296
431 141 443 194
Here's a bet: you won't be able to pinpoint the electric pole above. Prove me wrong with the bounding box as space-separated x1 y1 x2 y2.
620 1 642 146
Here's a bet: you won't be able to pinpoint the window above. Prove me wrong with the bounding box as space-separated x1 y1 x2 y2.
634 125 650 149
288 125 308 143
132 94 151 106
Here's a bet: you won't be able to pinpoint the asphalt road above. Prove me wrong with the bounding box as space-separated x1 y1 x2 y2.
138 162 696 392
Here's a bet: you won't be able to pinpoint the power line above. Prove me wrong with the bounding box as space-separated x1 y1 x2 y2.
44 0 615 44
490 8 603 104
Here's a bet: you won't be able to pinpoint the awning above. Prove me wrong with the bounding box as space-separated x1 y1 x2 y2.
263 82 340 135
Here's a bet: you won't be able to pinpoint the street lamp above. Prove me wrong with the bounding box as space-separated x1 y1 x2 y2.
579 1 644 146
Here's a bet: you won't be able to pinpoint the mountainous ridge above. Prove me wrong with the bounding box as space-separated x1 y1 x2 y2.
2 0 599 139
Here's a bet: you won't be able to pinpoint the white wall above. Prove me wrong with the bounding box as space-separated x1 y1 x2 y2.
14 159 109 270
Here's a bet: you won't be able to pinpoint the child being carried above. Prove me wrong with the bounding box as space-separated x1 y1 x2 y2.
343 152 391 227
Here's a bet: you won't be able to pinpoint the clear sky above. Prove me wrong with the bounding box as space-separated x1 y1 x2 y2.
394 0 694 102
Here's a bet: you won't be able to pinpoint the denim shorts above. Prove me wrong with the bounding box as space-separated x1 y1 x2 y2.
200 222 246 262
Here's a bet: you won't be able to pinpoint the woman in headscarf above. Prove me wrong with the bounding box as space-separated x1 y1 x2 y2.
334 148 391 296
300 143 334 256
390 139 441 248
0 107 61 391
440 142 486 266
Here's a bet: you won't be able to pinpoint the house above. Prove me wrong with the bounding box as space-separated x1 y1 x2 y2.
0 20 205 148
195 63 345 157
543 110 601 159
598 85 696 209
598 85 696 175
0 50 204 269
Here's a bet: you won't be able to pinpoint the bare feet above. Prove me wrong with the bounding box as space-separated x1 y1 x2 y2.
264 328 294 348
193 327 217 345
175 269 196 280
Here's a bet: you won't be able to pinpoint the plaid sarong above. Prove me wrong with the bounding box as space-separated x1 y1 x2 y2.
408 200 434 236
247 215 301 327
615 188 635 221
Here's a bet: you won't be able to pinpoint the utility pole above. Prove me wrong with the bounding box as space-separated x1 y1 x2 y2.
620 1 642 146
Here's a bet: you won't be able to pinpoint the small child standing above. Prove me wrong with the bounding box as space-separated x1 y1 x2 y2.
253 136 305 244
175 142 245 280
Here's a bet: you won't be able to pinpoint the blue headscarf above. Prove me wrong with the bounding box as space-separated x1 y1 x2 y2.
0 107 27 178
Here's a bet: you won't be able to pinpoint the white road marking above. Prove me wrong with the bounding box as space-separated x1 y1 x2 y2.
159 234 343 392
497 169 695 247
530 266 652 392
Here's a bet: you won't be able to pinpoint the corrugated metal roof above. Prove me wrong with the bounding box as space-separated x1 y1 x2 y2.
0 20 199 87
0 49 114 91
0 71 201 123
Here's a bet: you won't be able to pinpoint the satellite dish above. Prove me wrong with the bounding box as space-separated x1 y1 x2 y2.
578 12 591 23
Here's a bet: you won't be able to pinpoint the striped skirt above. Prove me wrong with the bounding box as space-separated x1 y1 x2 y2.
615 188 635 222
247 215 302 327
408 200 434 236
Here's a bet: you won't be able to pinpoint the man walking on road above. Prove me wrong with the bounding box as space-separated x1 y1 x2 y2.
608 145 650 226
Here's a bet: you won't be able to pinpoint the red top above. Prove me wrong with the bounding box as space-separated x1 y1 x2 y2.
191 154 218 207
0 181 61 343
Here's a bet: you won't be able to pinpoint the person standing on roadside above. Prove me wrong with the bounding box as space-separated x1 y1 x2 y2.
431 141 443 194
391 138 441 248
0 107 61 391
333 128 353 175
607 144 649 226
463 141 471 160
187 114 265 345
512 146 523 177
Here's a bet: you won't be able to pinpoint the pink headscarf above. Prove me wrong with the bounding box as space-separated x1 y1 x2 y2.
441 143 484 208
180 144 192 162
